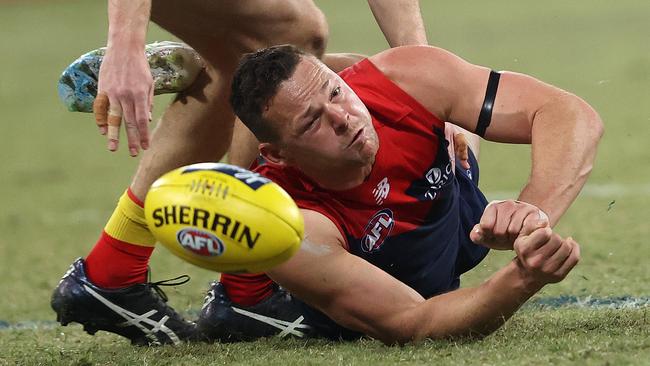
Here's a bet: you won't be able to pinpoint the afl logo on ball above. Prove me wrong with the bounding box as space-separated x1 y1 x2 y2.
176 228 225 257
361 209 394 253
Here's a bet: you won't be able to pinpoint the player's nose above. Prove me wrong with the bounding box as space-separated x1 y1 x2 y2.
326 104 349 134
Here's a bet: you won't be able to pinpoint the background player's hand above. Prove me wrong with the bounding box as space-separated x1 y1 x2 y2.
470 200 549 250
513 227 580 287
93 45 153 156
444 123 470 170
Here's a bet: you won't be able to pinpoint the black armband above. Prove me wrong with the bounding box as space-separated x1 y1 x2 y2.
475 70 501 137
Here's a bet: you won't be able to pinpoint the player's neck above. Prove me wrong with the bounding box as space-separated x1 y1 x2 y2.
308 161 374 191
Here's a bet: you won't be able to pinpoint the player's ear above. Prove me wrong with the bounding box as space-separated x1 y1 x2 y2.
260 142 287 167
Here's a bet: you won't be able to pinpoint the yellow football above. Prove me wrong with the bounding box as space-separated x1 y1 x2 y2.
144 162 304 273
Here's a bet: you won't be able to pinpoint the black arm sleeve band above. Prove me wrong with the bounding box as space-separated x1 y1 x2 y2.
475 70 501 137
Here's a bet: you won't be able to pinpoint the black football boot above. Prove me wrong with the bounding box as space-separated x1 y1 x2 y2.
51 258 196 345
195 281 316 342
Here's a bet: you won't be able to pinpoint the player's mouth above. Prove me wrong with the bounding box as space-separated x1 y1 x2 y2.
346 127 365 149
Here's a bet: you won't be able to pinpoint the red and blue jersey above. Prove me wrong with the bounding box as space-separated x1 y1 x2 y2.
256 58 490 339
257 58 488 303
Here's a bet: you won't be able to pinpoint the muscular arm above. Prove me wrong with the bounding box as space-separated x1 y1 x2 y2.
267 210 570 344
369 46 604 226
368 0 428 46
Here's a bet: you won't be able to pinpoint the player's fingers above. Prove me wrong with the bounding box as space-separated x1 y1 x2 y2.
134 93 150 150
507 207 529 240
470 224 484 244
556 238 581 276
521 209 550 237
107 100 122 152
121 100 141 157
533 232 564 262
492 204 516 238
479 201 500 232
509 205 543 239
454 133 470 170
93 92 109 135
521 214 539 237
514 226 552 257
544 237 572 273
148 86 154 122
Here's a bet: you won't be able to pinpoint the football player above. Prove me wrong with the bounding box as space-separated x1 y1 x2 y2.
193 44 602 342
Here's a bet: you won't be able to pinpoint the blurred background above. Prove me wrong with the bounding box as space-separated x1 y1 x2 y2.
0 0 648 340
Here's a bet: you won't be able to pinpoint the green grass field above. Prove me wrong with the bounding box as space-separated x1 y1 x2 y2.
1 0 649 364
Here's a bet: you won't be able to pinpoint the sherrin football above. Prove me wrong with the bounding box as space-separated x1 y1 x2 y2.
144 163 304 273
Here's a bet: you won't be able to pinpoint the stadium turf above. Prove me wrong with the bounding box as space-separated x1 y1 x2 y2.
1 0 649 364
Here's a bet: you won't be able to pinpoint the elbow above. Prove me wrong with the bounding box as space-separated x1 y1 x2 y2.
585 103 604 143
572 98 604 181
572 95 604 144
363 308 430 345
593 115 604 143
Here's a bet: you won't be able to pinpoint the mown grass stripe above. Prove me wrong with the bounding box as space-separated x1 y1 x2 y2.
2 296 648 332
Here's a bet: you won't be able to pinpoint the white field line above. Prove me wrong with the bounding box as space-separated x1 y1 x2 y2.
526 295 650 309
485 182 650 200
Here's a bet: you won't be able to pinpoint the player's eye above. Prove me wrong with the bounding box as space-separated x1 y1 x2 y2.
330 86 341 100
309 116 319 127
304 114 320 133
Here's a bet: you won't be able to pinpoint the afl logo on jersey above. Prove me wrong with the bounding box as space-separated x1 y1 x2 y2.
361 209 394 253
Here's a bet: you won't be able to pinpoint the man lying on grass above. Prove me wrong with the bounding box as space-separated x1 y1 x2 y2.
193 44 602 343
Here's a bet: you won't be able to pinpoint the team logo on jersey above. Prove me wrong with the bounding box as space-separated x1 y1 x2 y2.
406 161 453 201
361 209 394 253
423 162 453 200
406 126 456 202
177 228 225 256
372 177 390 205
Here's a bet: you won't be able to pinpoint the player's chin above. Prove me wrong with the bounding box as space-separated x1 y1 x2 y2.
360 139 378 161
354 152 375 170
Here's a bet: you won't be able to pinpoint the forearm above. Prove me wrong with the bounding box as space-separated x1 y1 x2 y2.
367 0 428 47
518 94 603 226
406 260 540 342
106 0 151 50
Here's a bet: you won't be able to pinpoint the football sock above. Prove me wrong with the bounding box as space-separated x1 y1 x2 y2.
85 188 156 289
220 273 274 306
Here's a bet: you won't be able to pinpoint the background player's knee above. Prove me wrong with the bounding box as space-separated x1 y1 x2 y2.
304 8 329 58
288 5 329 58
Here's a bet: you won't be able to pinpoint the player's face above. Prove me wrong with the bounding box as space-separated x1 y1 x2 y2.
263 57 379 185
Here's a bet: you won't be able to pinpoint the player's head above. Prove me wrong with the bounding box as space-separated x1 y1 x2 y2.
231 45 379 189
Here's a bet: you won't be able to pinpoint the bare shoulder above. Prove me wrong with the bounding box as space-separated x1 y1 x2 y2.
366 46 481 122
368 46 466 80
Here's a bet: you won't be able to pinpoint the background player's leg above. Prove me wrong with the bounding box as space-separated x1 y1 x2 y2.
142 0 329 184
96 0 330 283
228 119 260 168
129 66 232 197
52 0 330 344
